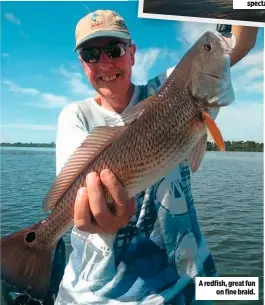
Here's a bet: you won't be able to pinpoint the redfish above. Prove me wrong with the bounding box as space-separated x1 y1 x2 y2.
0 31 235 297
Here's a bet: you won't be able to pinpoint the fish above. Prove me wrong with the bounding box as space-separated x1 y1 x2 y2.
0 31 235 298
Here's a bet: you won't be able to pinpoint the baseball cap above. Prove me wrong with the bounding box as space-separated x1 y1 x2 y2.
74 10 131 51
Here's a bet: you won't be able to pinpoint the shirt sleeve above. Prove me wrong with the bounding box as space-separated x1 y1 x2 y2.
147 66 175 95
56 103 89 175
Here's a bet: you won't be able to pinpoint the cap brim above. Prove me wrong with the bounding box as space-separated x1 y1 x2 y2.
74 30 131 51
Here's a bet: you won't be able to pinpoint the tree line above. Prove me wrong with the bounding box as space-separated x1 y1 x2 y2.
0 141 263 152
1 142 56 148
207 141 263 152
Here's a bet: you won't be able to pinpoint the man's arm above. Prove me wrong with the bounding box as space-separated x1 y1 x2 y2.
230 25 258 66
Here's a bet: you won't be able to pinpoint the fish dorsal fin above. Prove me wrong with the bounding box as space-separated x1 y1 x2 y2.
121 96 154 125
43 125 126 212
188 134 207 172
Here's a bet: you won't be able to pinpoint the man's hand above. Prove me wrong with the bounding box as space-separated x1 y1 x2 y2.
74 169 136 233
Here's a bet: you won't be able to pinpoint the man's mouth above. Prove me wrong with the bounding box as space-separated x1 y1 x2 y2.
99 74 120 82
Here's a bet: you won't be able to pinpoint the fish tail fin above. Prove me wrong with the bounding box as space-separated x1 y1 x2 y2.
0 223 56 298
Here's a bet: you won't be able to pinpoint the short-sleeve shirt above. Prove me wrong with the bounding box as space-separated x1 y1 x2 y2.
55 67 217 305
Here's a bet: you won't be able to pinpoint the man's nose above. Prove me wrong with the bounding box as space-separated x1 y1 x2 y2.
98 51 114 69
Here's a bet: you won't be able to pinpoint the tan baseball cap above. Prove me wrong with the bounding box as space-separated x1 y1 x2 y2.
74 10 131 51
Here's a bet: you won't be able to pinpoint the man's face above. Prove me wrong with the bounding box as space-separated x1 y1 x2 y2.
79 37 136 100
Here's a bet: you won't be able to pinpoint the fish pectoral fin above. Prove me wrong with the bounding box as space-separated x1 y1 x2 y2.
202 111 225 152
188 134 207 172
121 96 155 125
43 125 126 212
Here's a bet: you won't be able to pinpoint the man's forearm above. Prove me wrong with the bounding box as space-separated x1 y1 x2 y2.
230 26 259 66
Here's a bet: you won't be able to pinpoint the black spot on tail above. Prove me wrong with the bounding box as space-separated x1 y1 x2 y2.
25 232 36 243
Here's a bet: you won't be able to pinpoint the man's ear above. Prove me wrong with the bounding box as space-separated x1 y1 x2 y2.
78 56 85 68
79 56 88 72
130 44 136 66
78 56 89 76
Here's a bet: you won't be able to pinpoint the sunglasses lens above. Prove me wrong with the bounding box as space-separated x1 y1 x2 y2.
104 44 126 59
80 43 128 63
80 48 101 63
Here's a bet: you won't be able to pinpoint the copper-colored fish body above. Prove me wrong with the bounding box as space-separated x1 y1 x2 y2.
35 84 204 246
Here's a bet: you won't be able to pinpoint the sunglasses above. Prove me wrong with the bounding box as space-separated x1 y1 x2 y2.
79 42 130 64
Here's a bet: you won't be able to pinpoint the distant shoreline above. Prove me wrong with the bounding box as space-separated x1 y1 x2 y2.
1 142 56 148
0 142 263 152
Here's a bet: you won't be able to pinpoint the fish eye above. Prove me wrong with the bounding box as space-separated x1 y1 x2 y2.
204 43 212 51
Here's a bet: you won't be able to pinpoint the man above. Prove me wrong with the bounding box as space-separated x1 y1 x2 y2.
55 10 258 305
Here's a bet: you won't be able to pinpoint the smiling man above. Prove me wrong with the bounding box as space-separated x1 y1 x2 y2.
79 37 135 111
55 9 258 305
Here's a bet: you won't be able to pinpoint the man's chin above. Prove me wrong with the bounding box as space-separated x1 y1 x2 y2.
97 87 122 98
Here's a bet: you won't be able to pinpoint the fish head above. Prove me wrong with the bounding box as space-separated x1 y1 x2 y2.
188 31 235 108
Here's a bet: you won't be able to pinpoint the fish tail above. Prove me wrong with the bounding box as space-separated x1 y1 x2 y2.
0 223 56 298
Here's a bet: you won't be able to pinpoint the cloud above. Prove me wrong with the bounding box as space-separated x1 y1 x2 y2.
24 95 68 109
179 22 216 46
231 49 264 96
163 48 180 64
38 93 69 108
132 48 161 84
216 102 263 142
232 75 263 95
246 67 264 80
54 65 95 98
232 50 263 70
2 80 69 108
244 82 263 93
1 53 10 58
4 13 21 25
2 80 39 95
2 124 57 131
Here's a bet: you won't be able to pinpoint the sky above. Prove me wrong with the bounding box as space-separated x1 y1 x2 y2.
1 1 264 143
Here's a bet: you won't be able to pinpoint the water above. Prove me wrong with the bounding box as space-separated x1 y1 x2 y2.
0 148 263 304
190 151 263 304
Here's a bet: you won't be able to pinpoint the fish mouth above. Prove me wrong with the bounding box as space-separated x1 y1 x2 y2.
215 32 236 55
202 72 223 79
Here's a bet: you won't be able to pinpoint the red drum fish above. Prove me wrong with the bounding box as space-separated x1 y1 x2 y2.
0 31 235 297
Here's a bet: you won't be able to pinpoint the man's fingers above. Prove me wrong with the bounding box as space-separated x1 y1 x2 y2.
74 187 92 232
86 172 115 228
77 170 137 233
74 187 109 233
100 169 128 217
